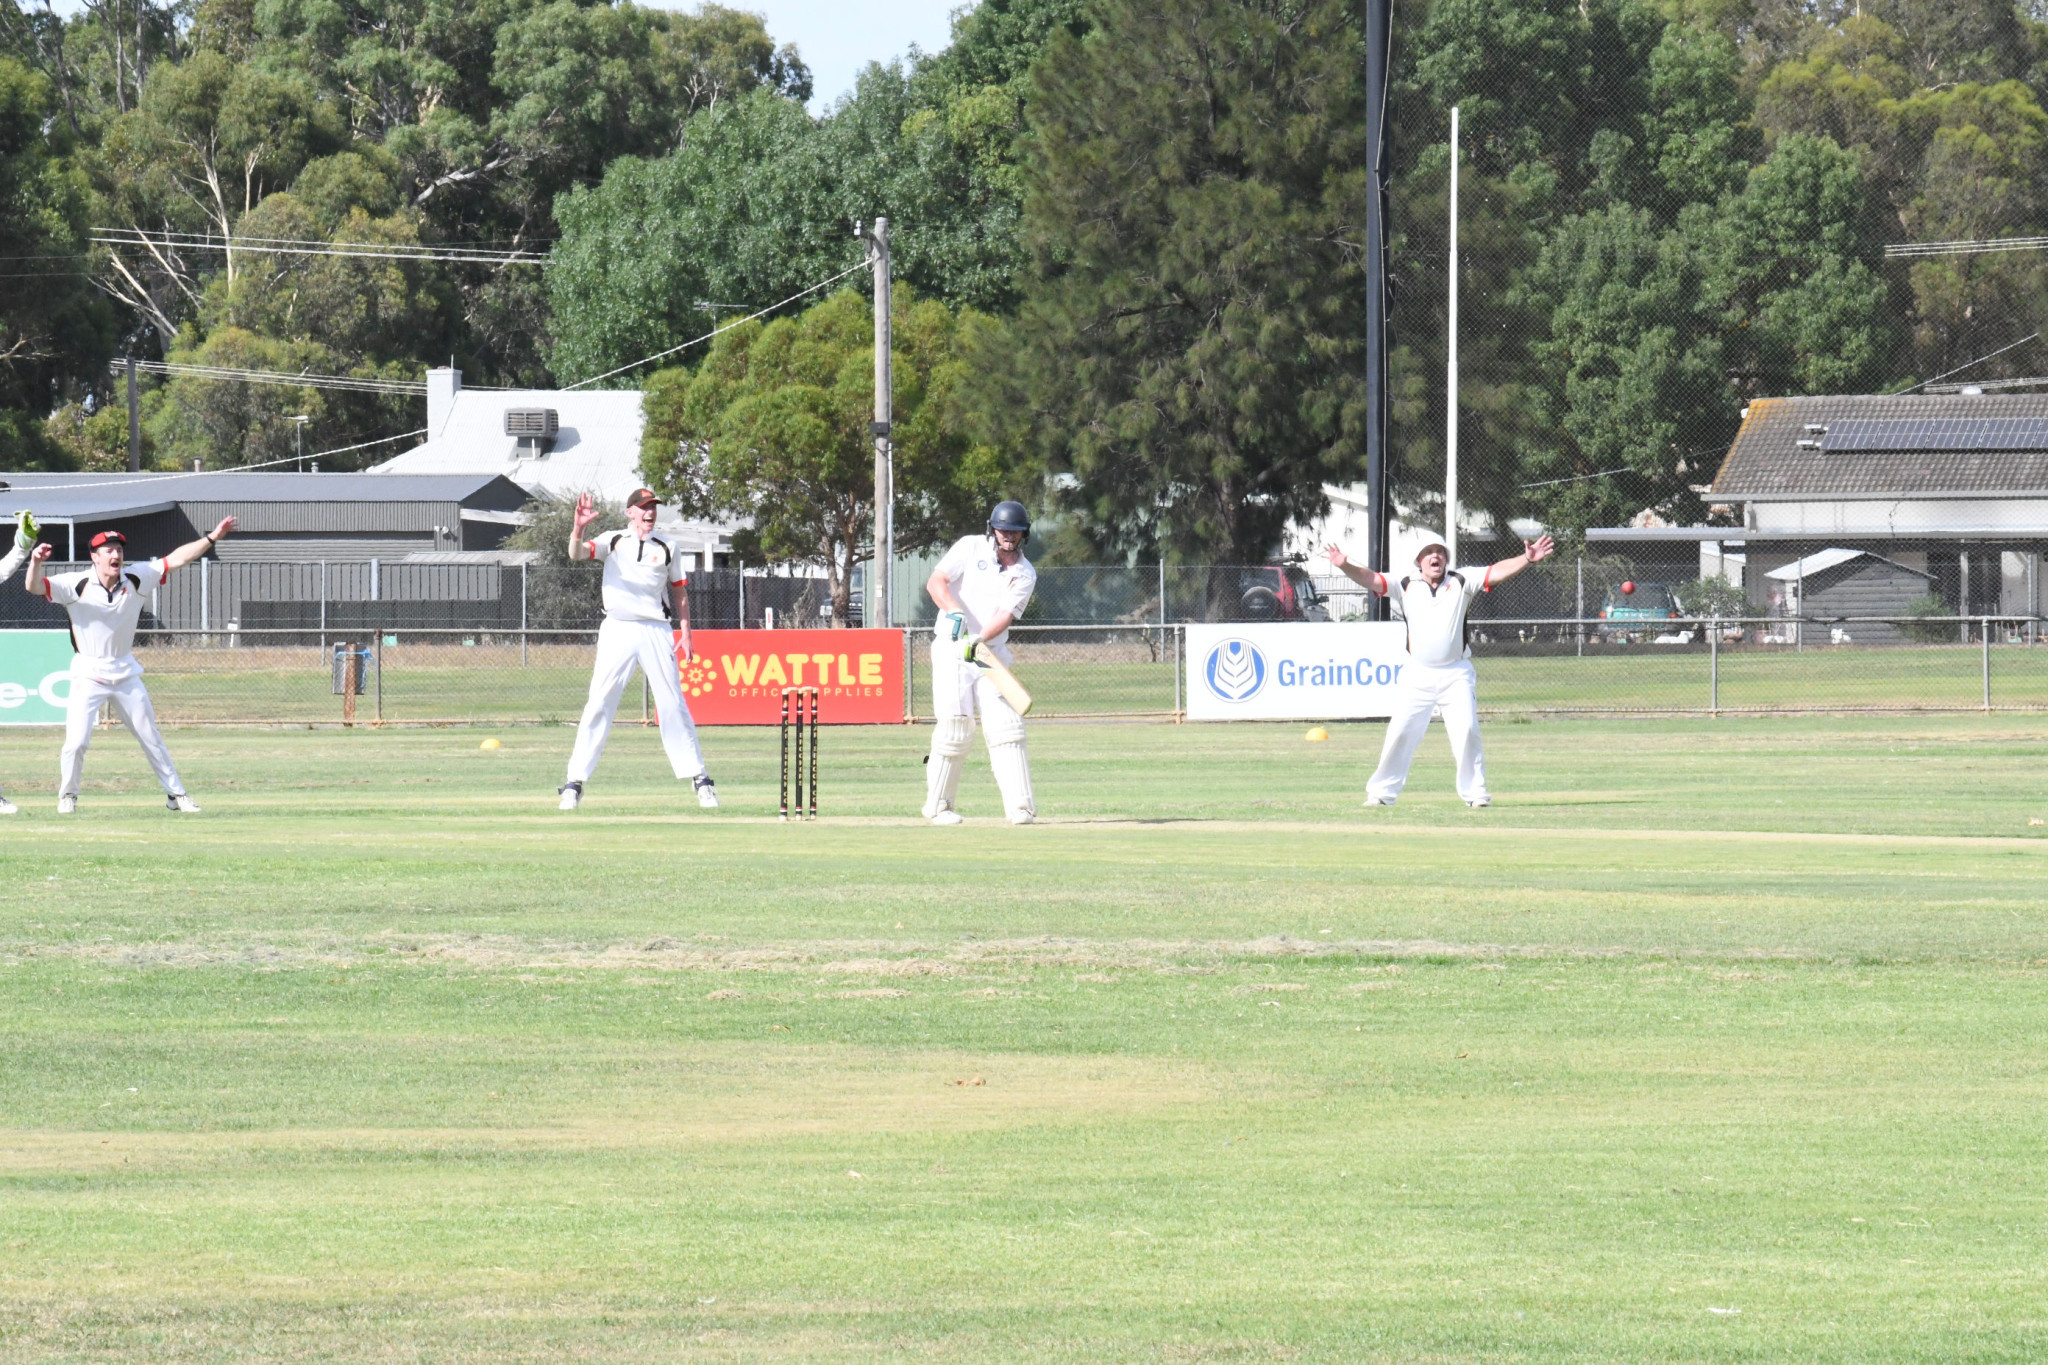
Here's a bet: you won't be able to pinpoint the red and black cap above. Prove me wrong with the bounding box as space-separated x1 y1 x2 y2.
626 488 660 510
89 530 127 550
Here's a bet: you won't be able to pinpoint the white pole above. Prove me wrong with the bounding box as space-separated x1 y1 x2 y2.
871 218 894 629
1444 105 1460 566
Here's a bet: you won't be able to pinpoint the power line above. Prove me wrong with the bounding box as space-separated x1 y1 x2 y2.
565 261 870 390
1517 466 1636 490
114 359 426 396
92 228 546 267
1890 331 2041 395
1886 236 2048 259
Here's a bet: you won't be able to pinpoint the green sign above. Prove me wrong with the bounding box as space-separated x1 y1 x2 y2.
0 630 76 726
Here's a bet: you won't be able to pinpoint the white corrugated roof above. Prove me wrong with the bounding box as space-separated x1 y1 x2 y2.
1765 547 1866 580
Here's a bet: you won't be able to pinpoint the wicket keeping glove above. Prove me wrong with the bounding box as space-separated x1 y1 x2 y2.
13 511 35 553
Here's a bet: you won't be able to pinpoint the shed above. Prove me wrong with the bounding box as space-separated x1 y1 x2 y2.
1763 549 1935 641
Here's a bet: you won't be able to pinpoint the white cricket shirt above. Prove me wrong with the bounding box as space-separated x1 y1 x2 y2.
587 530 686 623
45 558 169 683
931 534 1036 663
1386 566 1492 668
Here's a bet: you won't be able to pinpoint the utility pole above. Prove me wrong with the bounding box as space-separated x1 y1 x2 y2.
859 217 894 628
125 357 140 472
1444 106 1459 565
292 414 309 471
1363 0 1393 617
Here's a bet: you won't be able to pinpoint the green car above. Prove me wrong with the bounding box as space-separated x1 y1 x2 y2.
1596 581 1684 635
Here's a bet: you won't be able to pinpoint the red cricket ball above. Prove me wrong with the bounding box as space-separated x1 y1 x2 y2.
1620 580 1636 595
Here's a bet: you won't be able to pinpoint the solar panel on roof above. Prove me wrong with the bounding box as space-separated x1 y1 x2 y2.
1821 417 2048 452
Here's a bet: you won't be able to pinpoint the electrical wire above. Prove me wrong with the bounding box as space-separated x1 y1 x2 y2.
1885 236 2048 258
93 229 546 267
1890 331 2041 395
116 359 426 396
563 260 870 390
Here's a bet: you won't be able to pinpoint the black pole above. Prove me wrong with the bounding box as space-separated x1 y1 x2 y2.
1363 0 1391 616
126 357 140 472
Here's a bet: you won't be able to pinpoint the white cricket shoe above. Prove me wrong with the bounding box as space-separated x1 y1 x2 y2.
557 781 582 811
168 794 202 813
1007 810 1036 826
0 793 16 815
929 810 964 826
57 795 77 815
693 776 720 809
1465 796 1491 808
1364 797 1396 807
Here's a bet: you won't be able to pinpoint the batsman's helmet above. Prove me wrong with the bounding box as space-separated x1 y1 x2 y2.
988 500 1031 540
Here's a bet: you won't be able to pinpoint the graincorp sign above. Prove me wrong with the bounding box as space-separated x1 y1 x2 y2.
674 628 904 724
0 630 77 726
1184 622 1410 720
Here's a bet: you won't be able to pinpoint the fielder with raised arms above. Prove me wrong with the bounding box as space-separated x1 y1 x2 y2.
26 516 237 814
557 487 717 812
1328 533 1554 807
922 501 1039 826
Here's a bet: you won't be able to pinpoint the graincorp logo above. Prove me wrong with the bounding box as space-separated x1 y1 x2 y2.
1202 638 1267 702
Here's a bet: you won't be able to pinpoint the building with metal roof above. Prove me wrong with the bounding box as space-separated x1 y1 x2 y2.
0 470 531 561
371 368 740 564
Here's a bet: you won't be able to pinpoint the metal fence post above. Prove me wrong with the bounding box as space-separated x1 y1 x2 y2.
1983 617 1992 711
1174 624 1184 719
1708 618 1719 714
200 556 209 635
642 675 650 724
520 562 529 667
1575 557 1584 657
319 560 327 651
374 633 384 724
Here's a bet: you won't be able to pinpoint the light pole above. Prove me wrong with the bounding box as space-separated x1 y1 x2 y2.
854 217 893 628
292 414 309 471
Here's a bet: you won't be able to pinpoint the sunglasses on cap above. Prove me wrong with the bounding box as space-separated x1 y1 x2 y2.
90 531 127 550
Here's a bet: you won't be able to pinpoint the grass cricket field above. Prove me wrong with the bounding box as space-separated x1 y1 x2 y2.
3 714 2047 1361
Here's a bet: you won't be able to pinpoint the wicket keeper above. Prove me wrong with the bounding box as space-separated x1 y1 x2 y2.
1328 533 1554 807
26 517 237 813
922 501 1038 825
557 488 717 811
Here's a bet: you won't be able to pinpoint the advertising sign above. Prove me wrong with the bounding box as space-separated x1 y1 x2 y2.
676 628 904 724
1184 622 1411 721
0 630 76 726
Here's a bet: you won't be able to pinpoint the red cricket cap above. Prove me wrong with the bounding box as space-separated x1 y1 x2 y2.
626 488 660 509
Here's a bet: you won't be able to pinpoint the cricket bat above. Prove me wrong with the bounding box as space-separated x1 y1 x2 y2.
968 641 1034 716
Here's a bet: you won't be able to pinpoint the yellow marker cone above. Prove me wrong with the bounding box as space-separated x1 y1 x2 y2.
479 737 503 750
1305 726 1329 742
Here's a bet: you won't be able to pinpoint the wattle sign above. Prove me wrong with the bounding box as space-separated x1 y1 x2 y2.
674 628 906 724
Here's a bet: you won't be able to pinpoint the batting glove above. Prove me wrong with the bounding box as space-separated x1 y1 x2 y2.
939 610 966 641
962 639 983 663
13 511 35 553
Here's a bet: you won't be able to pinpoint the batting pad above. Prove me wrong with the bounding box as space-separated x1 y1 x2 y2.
979 690 1027 746
989 739 1035 821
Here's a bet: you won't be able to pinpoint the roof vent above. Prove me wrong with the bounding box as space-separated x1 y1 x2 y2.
1796 439 1821 450
1804 423 1827 434
504 407 559 459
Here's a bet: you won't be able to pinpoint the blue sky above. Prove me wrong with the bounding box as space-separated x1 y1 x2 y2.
659 0 963 111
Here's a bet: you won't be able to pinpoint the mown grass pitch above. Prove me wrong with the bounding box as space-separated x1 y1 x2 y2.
4 716 2048 1362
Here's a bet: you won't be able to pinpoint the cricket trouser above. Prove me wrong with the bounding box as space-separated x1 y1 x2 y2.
565 617 707 784
924 638 1034 821
1365 658 1488 805
59 669 186 798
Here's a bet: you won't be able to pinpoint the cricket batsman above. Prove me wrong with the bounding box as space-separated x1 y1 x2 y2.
1328 533 1554 807
0 510 40 814
922 501 1039 825
25 516 237 813
556 488 717 811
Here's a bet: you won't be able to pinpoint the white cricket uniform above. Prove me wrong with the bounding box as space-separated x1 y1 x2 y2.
1366 566 1494 805
924 535 1038 822
564 529 708 786
44 557 188 799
